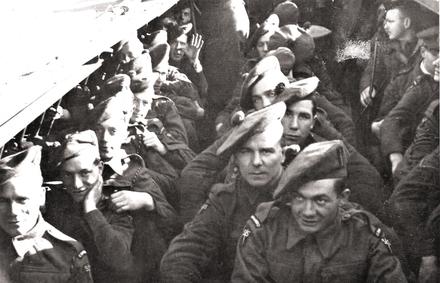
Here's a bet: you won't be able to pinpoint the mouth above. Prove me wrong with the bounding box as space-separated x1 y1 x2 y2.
299 218 318 227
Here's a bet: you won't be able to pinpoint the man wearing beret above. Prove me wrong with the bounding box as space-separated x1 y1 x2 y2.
45 130 135 282
160 103 287 282
231 140 407 282
379 26 439 177
87 94 180 280
0 146 93 282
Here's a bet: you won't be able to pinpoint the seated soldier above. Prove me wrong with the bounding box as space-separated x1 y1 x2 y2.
232 140 407 282
380 27 439 176
179 67 383 223
126 73 196 174
149 41 204 152
0 146 93 283
87 93 180 245
160 103 287 282
390 147 439 282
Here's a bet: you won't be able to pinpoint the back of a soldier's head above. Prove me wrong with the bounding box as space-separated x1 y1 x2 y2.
0 146 45 237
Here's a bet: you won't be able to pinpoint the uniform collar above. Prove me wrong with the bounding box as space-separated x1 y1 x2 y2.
240 176 278 205
11 214 51 258
104 150 129 176
286 213 343 259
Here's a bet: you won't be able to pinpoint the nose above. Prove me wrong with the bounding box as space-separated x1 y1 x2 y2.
251 152 263 167
73 175 84 190
10 201 21 217
176 42 185 50
302 200 316 217
101 129 111 144
289 116 299 129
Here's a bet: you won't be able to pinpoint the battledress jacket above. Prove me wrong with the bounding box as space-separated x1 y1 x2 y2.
0 216 93 283
232 201 407 283
161 178 275 283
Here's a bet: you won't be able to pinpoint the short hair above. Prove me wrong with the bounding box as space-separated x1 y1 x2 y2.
284 92 317 116
161 17 191 43
387 2 420 31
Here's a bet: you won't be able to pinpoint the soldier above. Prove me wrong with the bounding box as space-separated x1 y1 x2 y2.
0 146 93 283
390 147 439 282
45 130 135 283
380 26 439 176
232 140 407 282
160 102 287 282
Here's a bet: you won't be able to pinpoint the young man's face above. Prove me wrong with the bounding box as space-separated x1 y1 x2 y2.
422 47 440 79
94 118 128 161
290 178 342 234
61 155 103 203
384 9 407 40
235 127 284 188
282 100 315 148
0 177 44 237
256 32 272 58
131 92 153 123
179 7 192 25
119 42 141 64
170 34 188 62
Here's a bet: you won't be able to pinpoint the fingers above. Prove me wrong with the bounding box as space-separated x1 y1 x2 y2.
190 33 204 49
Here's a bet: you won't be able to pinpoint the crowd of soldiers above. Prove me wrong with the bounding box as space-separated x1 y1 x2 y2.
0 0 439 282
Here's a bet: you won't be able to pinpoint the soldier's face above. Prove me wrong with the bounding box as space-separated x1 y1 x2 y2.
179 8 191 25
94 118 128 161
282 100 315 148
256 33 271 58
61 156 103 203
384 9 407 40
422 47 439 79
235 127 284 188
434 58 440 82
119 42 141 64
290 178 342 234
0 177 44 237
170 34 188 62
131 92 153 122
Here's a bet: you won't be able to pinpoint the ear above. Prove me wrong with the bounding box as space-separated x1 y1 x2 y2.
311 115 316 129
38 186 46 207
403 17 411 29
97 161 104 175
420 46 427 58
340 188 351 202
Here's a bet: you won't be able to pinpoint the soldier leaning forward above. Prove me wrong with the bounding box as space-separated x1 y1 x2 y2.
232 140 409 282
0 146 92 283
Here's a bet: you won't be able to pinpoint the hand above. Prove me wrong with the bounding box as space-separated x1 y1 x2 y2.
142 131 167 155
360 87 376 108
419 256 438 283
184 33 204 64
83 176 103 213
389 153 403 175
47 106 66 121
110 191 155 213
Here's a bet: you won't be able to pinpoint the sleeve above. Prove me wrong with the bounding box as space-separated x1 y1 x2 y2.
231 222 272 283
366 234 408 282
376 75 406 121
380 84 432 157
83 209 134 272
178 134 231 223
160 195 227 283
390 148 440 259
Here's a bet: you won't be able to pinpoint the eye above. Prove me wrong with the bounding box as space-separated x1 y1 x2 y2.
0 197 8 204
293 194 304 202
261 148 274 155
15 197 28 205
80 171 92 178
298 113 311 120
316 198 328 206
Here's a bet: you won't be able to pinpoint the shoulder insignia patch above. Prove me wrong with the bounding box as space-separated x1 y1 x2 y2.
373 226 393 253
241 227 251 246
250 215 261 228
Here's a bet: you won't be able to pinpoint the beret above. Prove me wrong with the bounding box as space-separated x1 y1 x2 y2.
217 102 286 156
273 140 349 199
417 26 439 50
0 146 42 186
273 1 299 26
244 14 279 55
88 94 133 126
240 55 289 111
303 23 332 39
59 130 100 165
265 47 296 75
149 43 170 73
102 74 132 100
274 76 319 104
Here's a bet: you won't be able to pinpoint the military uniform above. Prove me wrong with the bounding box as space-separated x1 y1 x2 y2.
45 191 135 283
389 147 439 272
232 201 407 282
0 216 92 283
161 178 275 283
101 153 180 282
380 73 438 159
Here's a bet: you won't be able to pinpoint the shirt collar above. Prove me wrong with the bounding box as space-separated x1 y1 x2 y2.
12 214 51 258
286 212 344 259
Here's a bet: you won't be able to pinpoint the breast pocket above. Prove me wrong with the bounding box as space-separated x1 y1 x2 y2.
321 261 367 283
